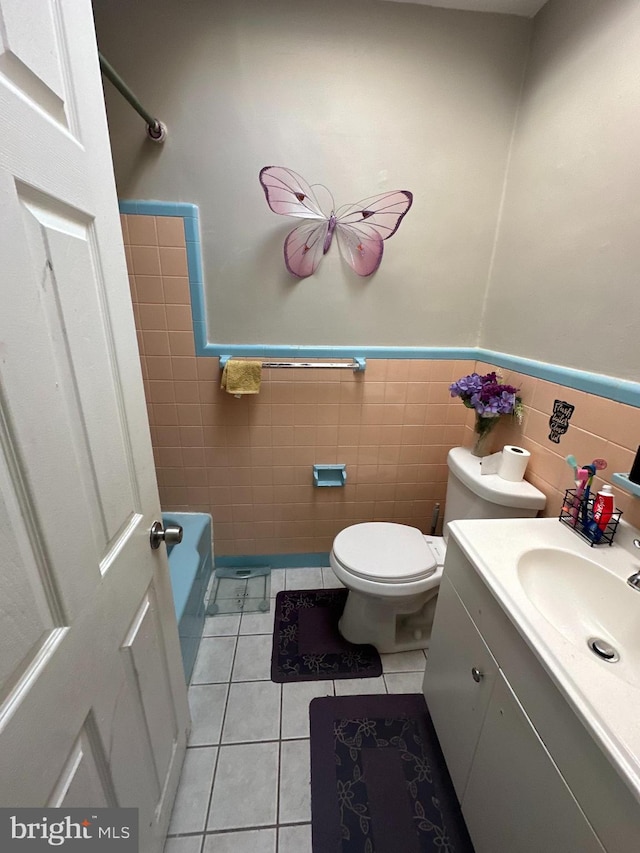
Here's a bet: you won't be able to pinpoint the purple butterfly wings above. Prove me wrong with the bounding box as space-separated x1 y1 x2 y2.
259 166 413 278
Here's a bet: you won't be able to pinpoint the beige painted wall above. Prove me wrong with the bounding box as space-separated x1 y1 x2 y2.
483 0 640 381
93 0 530 348
95 0 640 383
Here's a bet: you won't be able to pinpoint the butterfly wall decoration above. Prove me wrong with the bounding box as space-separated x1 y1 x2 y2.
259 166 413 278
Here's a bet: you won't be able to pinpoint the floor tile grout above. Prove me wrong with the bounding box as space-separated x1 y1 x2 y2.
200 631 237 840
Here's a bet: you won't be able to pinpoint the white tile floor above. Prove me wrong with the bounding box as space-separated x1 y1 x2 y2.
164 566 428 853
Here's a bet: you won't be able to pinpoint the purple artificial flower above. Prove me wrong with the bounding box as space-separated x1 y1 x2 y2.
449 372 521 418
449 373 483 398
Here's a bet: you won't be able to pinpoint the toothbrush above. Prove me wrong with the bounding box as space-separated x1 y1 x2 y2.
571 468 588 527
565 455 579 480
562 455 582 519
581 465 596 524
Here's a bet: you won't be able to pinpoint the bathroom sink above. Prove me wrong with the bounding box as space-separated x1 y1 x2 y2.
446 517 640 805
517 548 640 686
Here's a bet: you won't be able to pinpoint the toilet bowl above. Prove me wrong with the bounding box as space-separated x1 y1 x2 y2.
331 446 547 653
330 522 445 653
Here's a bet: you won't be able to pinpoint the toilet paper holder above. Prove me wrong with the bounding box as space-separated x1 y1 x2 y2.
313 464 347 487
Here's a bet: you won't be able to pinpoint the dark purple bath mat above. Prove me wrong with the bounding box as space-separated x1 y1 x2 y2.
270 589 382 683
310 693 474 853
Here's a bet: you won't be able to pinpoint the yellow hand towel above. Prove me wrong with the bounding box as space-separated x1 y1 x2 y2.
220 360 262 395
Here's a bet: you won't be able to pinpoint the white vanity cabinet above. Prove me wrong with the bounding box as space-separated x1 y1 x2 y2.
423 536 640 853
425 574 604 852
423 573 497 801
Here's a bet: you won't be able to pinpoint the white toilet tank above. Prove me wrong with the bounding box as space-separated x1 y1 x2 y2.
443 446 546 541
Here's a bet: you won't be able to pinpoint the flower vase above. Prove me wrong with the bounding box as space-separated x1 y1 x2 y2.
472 415 499 457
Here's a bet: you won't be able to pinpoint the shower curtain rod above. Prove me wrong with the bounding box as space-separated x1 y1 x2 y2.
98 52 167 143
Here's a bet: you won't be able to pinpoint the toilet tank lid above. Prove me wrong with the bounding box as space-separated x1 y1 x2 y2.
448 447 546 510
333 523 437 581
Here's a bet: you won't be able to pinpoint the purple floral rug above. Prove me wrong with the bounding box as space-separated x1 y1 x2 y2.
310 693 474 853
270 589 382 683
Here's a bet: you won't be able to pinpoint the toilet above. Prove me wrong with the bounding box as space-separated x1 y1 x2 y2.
330 446 546 653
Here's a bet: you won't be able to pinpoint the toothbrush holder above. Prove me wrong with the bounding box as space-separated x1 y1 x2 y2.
559 488 622 546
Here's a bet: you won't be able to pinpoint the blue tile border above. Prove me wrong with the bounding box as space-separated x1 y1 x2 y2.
215 552 330 570
475 349 640 408
119 200 200 218
120 199 640 409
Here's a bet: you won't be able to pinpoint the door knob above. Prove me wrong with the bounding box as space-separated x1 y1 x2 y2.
150 520 183 550
471 667 483 683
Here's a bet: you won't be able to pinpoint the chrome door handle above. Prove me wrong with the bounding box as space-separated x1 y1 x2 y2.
150 520 183 550
471 667 483 683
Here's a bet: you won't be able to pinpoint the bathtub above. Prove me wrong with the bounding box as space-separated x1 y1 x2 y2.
162 512 213 683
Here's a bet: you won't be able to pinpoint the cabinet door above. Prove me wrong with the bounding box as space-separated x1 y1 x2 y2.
463 672 606 853
422 575 498 799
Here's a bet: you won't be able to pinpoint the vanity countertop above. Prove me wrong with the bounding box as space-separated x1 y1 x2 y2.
447 516 640 805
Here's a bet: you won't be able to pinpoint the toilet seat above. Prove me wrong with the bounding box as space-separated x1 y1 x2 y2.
332 522 437 583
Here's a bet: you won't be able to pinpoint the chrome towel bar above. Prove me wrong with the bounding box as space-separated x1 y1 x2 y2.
218 356 366 372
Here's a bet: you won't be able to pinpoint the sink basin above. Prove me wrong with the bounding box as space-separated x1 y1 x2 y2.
517 548 640 686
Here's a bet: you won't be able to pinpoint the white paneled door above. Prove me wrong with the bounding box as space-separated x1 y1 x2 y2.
0 2 189 851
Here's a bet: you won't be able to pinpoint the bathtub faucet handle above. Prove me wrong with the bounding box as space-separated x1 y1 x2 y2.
150 520 184 550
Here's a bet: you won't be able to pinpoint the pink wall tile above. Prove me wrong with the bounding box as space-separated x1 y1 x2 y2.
147 380 175 404
174 382 200 404
362 360 387 380
159 246 188 277
152 443 178 466
142 330 170 356
407 360 433 382
154 403 179 426
316 405 340 425
177 404 203 426
135 275 164 303
404 403 427 425
131 246 161 276
179 426 204 447
155 216 185 247
138 303 167 330
362 382 386 404
166 305 194 332
271 405 294 426
146 356 173 381
182 447 205 467
163 278 191 305
168 331 196 357
128 215 157 246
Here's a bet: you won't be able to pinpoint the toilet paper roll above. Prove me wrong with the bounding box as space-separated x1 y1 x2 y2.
498 445 530 482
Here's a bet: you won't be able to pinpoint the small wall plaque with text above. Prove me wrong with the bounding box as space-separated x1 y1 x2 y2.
548 400 575 444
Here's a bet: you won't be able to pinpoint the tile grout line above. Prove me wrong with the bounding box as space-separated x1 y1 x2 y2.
200 627 239 841
190 584 283 848
276 676 283 853
276 568 293 852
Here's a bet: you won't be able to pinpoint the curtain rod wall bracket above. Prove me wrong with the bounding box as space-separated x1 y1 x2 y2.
146 121 168 143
